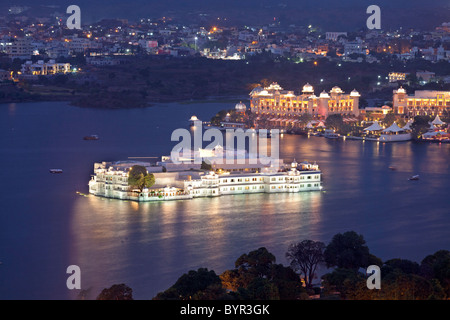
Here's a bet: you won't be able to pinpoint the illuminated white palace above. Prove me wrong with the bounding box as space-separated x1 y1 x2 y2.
88 158 322 202
250 82 360 119
185 160 322 198
393 87 450 118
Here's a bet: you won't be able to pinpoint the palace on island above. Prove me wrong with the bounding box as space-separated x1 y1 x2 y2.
88 149 322 202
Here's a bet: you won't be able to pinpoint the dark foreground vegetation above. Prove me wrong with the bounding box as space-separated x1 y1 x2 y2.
86 231 449 300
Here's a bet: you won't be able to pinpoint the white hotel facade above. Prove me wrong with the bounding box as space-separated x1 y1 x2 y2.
88 160 322 202
185 164 322 198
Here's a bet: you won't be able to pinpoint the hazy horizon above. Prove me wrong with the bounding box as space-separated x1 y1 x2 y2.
1 0 449 31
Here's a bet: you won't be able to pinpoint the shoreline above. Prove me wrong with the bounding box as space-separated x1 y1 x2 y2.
0 94 249 108
1 99 447 144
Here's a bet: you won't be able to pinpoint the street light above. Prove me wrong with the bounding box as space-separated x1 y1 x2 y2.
194 36 198 51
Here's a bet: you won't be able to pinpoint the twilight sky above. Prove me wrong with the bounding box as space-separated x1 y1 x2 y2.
2 0 449 30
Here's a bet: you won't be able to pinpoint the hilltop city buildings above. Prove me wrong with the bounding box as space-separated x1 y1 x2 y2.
0 7 449 63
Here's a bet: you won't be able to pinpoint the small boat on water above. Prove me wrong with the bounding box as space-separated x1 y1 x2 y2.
389 166 397 171
49 169 63 174
83 135 99 140
409 175 419 181
324 129 339 139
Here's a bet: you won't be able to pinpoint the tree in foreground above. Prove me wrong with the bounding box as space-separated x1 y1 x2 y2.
220 247 277 293
220 247 307 300
322 268 438 300
234 247 276 281
321 232 448 300
153 268 227 300
381 258 420 276
324 231 375 270
96 284 133 300
286 240 325 289
128 165 155 192
420 250 450 298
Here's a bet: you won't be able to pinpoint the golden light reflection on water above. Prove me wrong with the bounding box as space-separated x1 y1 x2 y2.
67 133 449 298
130 201 139 211
69 190 324 296
8 103 16 116
69 195 137 292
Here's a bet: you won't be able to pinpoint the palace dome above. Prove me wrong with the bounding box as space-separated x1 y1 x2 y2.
302 83 314 93
291 159 298 168
396 86 406 94
319 90 330 98
265 82 283 91
350 89 360 97
235 101 247 111
284 92 296 98
250 86 263 96
330 86 343 94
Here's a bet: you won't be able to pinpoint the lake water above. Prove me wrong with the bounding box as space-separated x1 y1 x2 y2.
0 101 449 300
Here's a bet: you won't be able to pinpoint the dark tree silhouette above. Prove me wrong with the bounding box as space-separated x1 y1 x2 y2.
96 284 133 300
286 240 325 288
324 231 372 270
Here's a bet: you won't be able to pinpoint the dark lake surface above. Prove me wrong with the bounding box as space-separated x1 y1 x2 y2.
0 101 449 299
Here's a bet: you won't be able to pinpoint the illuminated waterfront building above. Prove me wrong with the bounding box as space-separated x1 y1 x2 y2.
185 163 322 198
250 82 360 120
21 60 71 76
393 87 450 117
88 158 322 202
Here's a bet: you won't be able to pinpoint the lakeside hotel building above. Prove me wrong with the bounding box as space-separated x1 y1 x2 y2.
88 159 322 202
250 83 360 120
393 87 450 118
